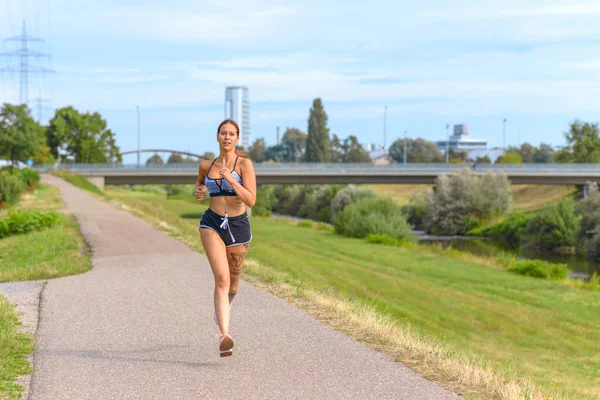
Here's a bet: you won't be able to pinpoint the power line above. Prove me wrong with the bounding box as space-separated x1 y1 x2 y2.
0 19 54 105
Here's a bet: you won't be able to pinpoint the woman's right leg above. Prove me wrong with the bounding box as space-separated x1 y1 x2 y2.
200 228 231 334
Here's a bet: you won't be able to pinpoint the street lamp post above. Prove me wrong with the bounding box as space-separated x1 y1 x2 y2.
136 105 140 168
446 124 450 163
383 105 387 154
503 118 507 150
403 130 407 166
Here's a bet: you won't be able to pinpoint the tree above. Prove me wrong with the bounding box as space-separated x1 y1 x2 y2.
532 143 554 163
46 106 122 163
248 138 267 162
167 153 185 164
33 132 55 164
305 98 330 162
564 120 600 163
340 135 371 163
202 152 216 160
264 144 286 162
518 143 535 163
329 134 343 163
146 154 164 166
0 103 43 164
496 151 523 164
389 138 444 163
281 128 307 162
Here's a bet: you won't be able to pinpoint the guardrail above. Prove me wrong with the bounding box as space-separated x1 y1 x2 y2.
35 163 600 173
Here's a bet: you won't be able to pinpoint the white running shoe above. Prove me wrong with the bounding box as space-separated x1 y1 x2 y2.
217 333 234 357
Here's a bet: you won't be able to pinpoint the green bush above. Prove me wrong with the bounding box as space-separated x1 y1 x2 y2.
273 185 306 216
524 198 579 251
423 170 512 235
253 185 278 216
506 259 569 280
401 198 427 231
329 185 376 221
480 213 534 248
334 196 414 242
0 171 26 205
0 210 63 239
365 234 398 246
575 184 600 252
17 168 40 188
297 220 313 228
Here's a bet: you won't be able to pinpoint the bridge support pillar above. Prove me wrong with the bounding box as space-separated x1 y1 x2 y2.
88 176 105 191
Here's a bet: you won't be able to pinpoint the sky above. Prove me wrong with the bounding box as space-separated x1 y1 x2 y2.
1 0 600 163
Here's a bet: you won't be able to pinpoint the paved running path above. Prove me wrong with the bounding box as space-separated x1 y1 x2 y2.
28 175 461 400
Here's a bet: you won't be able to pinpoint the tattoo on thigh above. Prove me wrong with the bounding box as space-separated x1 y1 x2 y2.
228 250 247 276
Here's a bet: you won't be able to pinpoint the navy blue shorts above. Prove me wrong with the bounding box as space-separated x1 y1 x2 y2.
199 208 252 247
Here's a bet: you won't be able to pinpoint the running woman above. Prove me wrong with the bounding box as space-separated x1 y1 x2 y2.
195 119 256 357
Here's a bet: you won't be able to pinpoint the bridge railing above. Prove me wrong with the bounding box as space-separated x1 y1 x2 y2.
34 162 600 173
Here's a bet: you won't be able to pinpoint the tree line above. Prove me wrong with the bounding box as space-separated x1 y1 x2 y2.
0 103 122 165
245 99 372 163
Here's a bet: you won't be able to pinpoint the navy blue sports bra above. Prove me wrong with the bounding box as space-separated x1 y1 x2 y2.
204 157 243 197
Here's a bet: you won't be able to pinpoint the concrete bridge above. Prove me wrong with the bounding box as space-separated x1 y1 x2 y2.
39 163 600 190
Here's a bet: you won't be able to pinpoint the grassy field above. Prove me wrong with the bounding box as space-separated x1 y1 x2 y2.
0 184 91 283
105 185 600 400
367 184 579 213
0 297 32 399
0 182 92 399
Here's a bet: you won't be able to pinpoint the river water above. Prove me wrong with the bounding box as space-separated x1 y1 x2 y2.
419 237 600 278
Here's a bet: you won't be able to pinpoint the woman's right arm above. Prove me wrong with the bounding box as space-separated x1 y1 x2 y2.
196 161 209 201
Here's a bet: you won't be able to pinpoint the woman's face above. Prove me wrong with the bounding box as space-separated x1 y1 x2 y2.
217 123 239 150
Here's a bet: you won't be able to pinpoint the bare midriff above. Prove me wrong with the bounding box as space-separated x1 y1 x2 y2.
208 195 246 217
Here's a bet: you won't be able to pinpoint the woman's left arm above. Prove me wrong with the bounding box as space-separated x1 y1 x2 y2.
226 159 256 208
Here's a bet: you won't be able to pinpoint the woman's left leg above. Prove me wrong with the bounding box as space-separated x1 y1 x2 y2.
226 242 249 305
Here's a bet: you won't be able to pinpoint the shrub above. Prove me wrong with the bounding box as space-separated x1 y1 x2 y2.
0 171 26 205
299 185 338 221
297 220 313 228
575 184 600 251
17 168 40 188
0 210 63 239
365 234 398 246
273 185 306 216
253 185 278 216
401 195 427 230
329 185 376 220
423 170 512 235
506 259 569 280
480 213 534 249
334 196 414 241
524 198 579 251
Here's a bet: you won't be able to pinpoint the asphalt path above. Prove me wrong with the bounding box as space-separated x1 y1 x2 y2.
26 174 461 400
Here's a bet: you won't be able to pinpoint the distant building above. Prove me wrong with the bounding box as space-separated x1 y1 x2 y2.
224 86 251 148
365 144 391 165
436 124 487 153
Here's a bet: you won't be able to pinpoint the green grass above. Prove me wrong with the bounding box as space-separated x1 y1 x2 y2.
105 185 600 399
0 296 33 400
52 170 106 197
0 182 92 398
